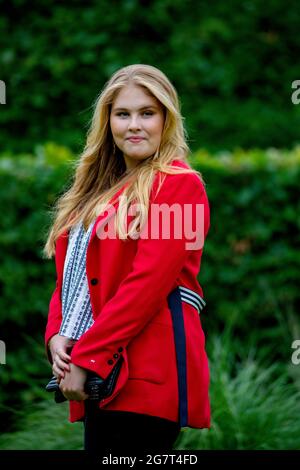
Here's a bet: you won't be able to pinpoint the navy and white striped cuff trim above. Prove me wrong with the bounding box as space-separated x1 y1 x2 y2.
178 286 206 314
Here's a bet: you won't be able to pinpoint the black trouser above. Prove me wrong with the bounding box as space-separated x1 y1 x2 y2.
84 401 181 455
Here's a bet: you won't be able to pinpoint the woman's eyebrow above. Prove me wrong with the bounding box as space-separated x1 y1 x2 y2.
113 105 158 112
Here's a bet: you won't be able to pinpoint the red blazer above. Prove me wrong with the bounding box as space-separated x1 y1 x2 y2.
45 159 211 429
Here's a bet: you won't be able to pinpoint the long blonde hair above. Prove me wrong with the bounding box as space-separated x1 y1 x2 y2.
43 64 204 259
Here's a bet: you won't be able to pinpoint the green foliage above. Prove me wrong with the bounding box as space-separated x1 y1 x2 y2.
0 401 83 450
1 0 300 153
0 143 299 449
1 331 299 450
0 142 72 326
190 146 300 365
176 331 300 450
0 143 73 431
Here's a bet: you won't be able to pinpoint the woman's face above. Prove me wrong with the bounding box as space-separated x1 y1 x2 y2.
110 84 165 170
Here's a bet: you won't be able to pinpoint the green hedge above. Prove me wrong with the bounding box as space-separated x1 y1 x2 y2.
192 147 300 365
0 143 73 431
1 332 299 449
1 0 300 153
0 143 299 432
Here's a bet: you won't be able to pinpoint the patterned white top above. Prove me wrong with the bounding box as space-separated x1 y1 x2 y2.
59 219 96 340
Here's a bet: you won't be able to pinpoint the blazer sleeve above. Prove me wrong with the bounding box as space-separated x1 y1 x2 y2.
44 230 69 363
44 280 63 364
70 170 210 383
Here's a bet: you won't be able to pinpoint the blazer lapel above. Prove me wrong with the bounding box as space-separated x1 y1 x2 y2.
55 180 129 279
89 181 129 244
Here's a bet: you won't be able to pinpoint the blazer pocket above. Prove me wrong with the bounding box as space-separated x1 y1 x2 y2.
127 321 173 384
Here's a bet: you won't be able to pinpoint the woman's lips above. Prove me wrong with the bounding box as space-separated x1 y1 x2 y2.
127 138 144 143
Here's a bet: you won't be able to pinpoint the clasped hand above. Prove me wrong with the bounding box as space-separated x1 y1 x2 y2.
48 334 89 401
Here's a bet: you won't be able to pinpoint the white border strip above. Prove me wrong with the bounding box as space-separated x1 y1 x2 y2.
178 285 206 314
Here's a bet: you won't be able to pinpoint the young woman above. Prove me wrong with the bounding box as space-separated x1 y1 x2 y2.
43 64 211 454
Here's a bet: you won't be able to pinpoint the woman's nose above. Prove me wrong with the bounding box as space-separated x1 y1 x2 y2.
128 114 141 130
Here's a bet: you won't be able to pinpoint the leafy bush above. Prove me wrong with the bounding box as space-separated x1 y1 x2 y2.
1 0 300 153
192 146 300 365
176 331 300 450
1 331 299 450
0 143 299 439
0 143 73 431
0 400 83 450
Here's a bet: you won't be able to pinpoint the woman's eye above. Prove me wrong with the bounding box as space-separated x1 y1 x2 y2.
116 111 154 117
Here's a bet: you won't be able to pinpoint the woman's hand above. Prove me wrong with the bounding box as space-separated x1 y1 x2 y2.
59 363 89 401
48 334 75 383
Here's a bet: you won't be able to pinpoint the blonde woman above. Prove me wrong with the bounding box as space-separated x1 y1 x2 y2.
44 64 211 454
